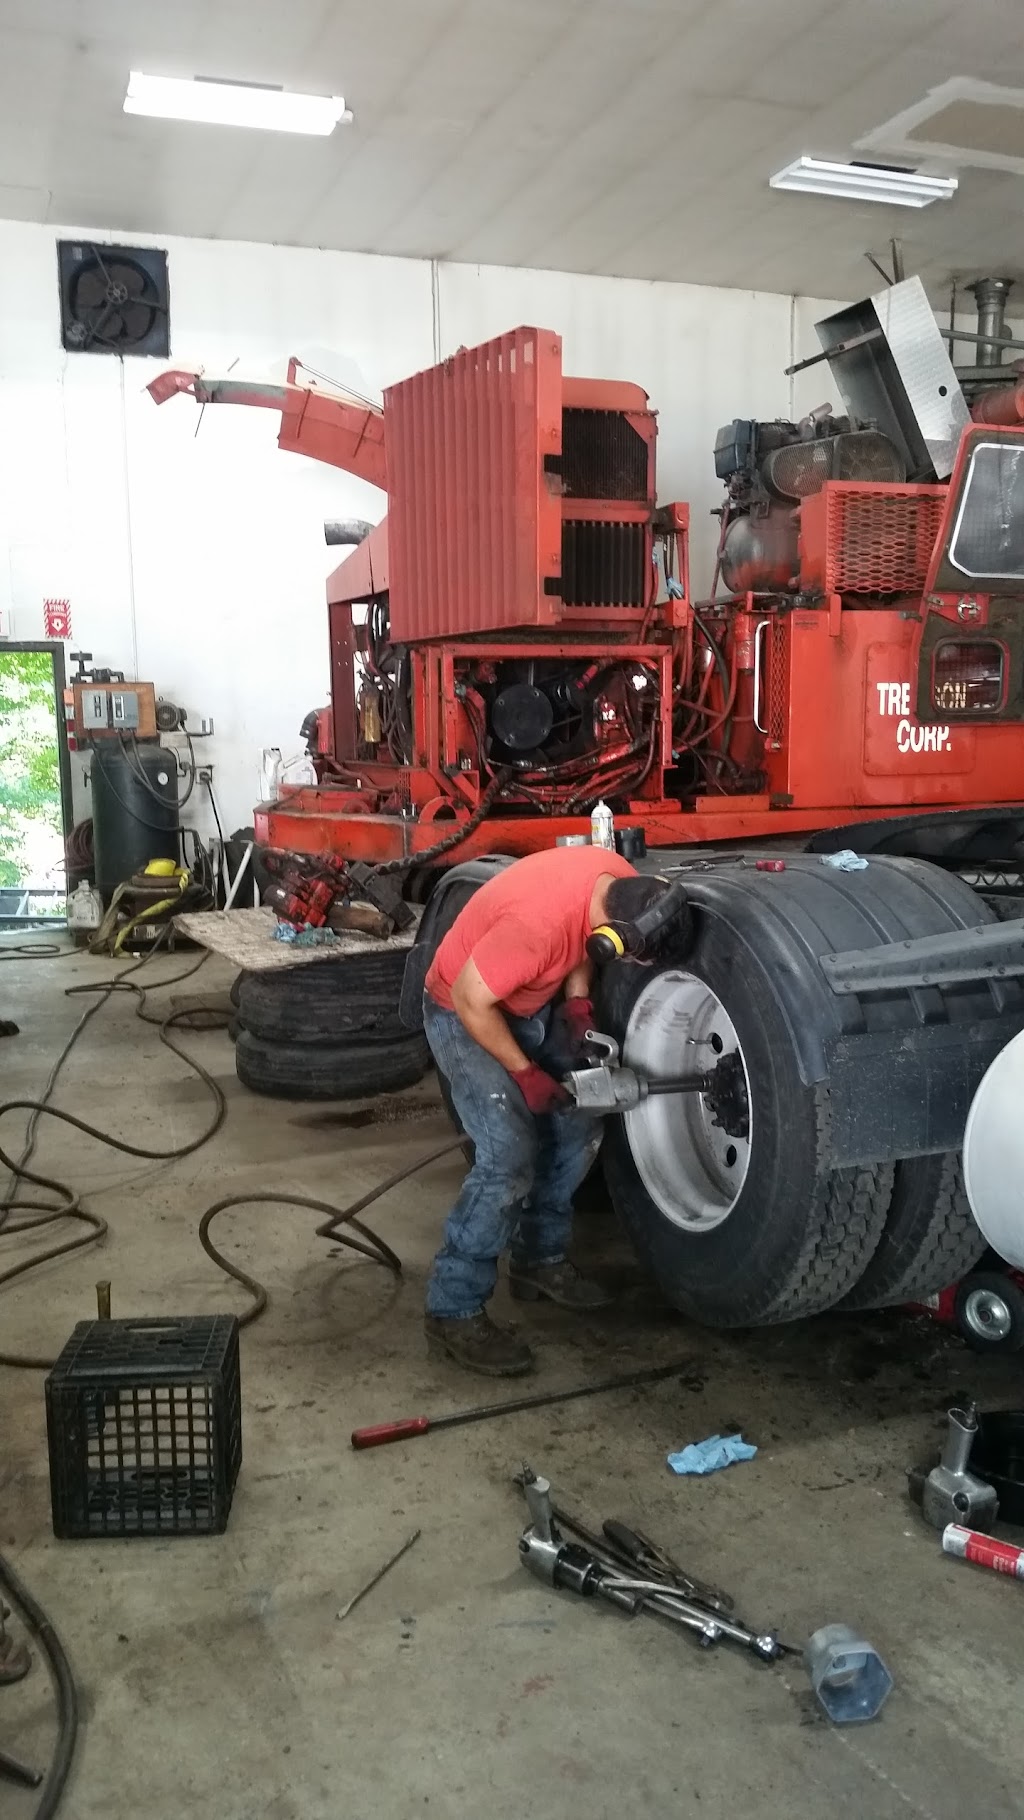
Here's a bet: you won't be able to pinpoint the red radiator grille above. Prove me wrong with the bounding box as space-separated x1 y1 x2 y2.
799 483 947 596
383 327 563 643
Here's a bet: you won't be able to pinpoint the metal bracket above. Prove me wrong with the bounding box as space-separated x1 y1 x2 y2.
820 919 1024 994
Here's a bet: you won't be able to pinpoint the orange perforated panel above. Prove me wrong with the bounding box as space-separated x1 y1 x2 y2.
799 482 946 597
766 618 788 750
383 327 564 642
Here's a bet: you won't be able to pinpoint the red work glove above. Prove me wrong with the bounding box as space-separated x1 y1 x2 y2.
556 996 594 1049
512 1062 570 1115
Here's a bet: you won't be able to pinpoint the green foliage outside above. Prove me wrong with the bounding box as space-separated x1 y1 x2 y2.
0 649 64 898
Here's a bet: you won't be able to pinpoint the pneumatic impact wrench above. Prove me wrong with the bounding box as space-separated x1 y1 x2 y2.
518 1472 783 1662
563 1031 746 1119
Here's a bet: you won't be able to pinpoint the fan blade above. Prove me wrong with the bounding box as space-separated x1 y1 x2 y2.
88 243 113 286
120 266 151 298
81 302 115 349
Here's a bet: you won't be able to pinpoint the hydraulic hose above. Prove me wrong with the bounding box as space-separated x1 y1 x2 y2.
0 1549 78 1820
198 1138 462 1325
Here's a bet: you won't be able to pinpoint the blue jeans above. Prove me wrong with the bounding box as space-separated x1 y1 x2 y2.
423 994 603 1319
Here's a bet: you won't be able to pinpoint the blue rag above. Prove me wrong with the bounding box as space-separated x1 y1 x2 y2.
821 849 868 872
271 924 340 946
666 1433 757 1475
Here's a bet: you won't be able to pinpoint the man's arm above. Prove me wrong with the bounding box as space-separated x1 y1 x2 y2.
450 958 531 1075
563 959 594 1002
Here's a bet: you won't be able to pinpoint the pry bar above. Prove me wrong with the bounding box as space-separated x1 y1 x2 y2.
351 1357 700 1449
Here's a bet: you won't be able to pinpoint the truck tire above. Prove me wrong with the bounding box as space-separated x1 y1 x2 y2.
237 959 410 1046
235 1028 430 1100
837 1153 987 1309
598 934 894 1326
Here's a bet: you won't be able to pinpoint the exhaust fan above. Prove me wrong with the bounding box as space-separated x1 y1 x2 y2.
57 241 170 357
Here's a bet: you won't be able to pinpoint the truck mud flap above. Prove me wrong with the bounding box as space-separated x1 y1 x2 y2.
826 1012 1024 1166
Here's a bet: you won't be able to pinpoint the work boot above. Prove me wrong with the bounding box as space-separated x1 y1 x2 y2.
424 1311 535 1377
508 1260 615 1310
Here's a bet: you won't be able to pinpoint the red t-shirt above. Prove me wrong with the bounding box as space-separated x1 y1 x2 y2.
426 846 636 1016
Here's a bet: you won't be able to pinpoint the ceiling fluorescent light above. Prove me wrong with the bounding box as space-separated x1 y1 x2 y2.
770 157 957 208
124 72 352 136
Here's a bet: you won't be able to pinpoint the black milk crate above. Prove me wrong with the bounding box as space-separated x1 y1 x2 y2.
45 1316 242 1538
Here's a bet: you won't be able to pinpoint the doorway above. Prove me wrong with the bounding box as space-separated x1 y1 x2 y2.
0 642 73 927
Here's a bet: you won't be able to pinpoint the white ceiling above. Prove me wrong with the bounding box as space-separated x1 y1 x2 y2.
3 0 1024 300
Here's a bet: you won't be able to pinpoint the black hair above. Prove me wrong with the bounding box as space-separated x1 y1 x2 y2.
603 875 671 923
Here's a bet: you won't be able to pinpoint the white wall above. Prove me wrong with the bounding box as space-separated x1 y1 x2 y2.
0 216 839 842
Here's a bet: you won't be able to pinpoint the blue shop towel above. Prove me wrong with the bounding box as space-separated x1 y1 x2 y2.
821 849 868 871
667 1433 757 1475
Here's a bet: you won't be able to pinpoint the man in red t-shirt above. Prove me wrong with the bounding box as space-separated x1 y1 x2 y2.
422 846 671 1376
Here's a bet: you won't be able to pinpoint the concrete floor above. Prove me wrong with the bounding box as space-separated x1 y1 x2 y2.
1 941 1023 1819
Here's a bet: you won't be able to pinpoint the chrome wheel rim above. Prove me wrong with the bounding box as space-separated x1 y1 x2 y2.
962 1287 1013 1343
622 969 751 1233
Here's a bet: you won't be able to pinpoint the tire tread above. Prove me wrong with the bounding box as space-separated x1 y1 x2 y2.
841 1153 986 1310
235 1027 429 1100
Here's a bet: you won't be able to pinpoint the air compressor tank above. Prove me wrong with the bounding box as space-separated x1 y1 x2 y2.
720 505 799 593
89 744 179 904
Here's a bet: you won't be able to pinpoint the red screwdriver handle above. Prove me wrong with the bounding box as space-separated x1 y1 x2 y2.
351 1416 431 1450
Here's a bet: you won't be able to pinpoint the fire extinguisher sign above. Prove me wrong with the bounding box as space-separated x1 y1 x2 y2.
43 598 72 640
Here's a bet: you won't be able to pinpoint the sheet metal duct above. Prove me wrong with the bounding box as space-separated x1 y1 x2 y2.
815 276 970 481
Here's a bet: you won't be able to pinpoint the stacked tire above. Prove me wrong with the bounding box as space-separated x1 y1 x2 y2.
234 952 430 1100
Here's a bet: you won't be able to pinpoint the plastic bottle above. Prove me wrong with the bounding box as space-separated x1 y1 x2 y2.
67 880 102 942
590 799 615 851
67 879 102 929
258 746 283 803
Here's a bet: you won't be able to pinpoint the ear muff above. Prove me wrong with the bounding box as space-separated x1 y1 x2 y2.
586 881 693 967
586 924 627 965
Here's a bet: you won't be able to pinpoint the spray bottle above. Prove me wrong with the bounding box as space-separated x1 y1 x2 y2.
590 800 615 851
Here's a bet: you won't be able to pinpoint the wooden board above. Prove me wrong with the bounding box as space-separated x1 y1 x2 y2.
174 906 417 973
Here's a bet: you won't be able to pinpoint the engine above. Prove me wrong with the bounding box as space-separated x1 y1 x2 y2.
349 633 659 808
714 412 905 593
468 658 654 781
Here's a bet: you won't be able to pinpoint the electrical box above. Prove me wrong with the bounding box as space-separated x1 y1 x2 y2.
110 690 140 730
80 688 110 730
72 681 157 741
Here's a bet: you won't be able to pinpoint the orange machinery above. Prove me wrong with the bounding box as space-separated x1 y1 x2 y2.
150 280 1024 871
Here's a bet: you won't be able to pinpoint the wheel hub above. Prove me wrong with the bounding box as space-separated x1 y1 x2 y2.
622 970 752 1233
962 1286 1013 1343
703 1050 749 1140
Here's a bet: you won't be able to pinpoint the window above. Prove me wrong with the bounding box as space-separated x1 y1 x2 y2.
948 441 1024 580
932 638 1006 714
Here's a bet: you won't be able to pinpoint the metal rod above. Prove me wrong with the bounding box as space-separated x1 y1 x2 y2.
645 1074 715 1096
784 327 884 377
0 1745 44 1789
336 1529 421 1621
430 1358 694 1429
351 1357 699 1447
598 1579 722 1643
940 325 1024 354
